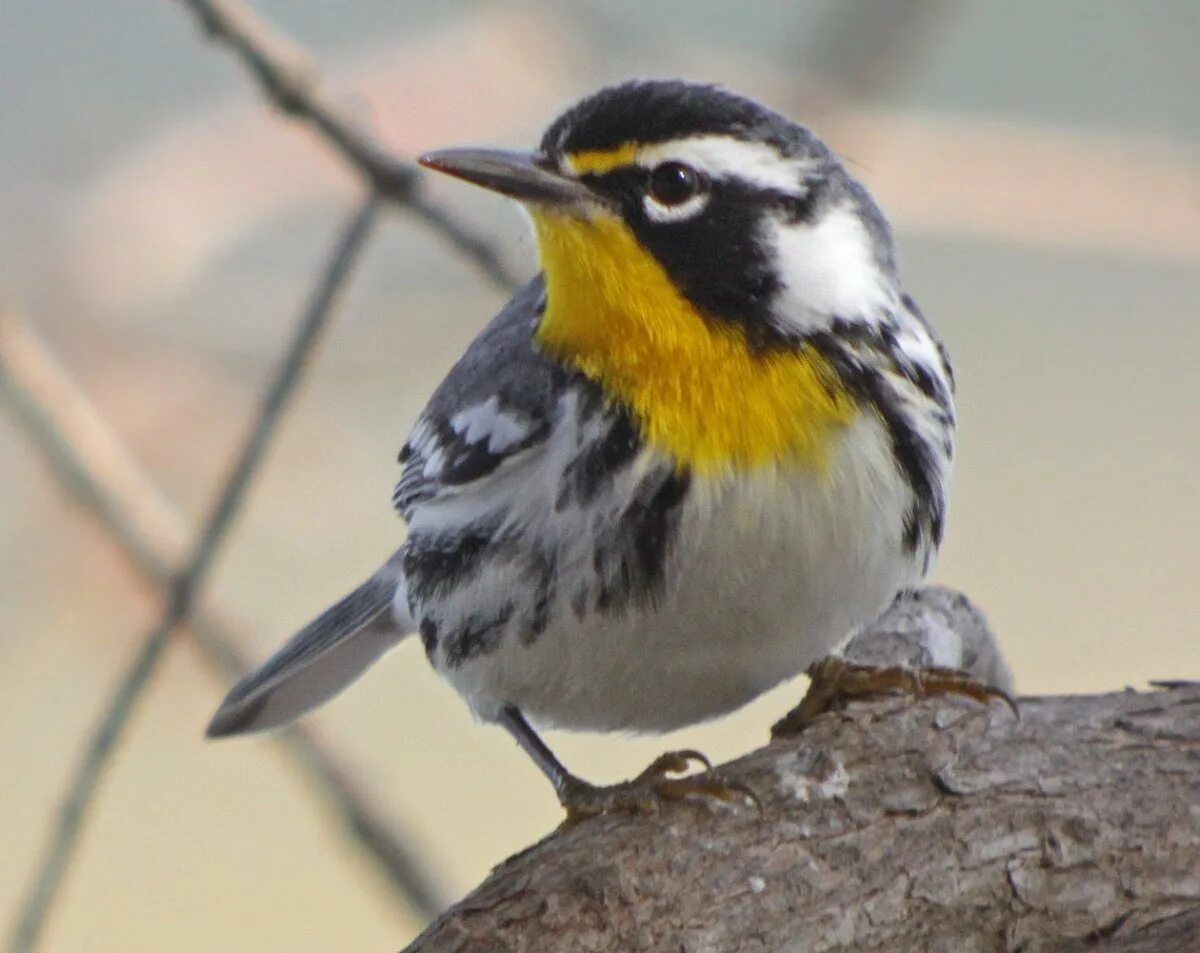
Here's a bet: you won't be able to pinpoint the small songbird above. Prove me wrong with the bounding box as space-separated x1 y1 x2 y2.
208 80 957 816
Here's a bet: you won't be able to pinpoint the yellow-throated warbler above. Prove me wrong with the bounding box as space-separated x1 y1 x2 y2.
208 80 956 815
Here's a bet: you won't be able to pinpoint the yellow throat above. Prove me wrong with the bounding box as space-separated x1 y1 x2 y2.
531 210 858 473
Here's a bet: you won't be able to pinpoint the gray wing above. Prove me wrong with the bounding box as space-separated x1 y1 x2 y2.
393 275 576 519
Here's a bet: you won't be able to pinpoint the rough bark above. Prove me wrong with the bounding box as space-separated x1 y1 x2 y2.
405 679 1200 952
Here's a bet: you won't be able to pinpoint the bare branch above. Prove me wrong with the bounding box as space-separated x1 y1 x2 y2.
8 195 380 953
0 305 449 921
173 0 519 290
406 683 1200 952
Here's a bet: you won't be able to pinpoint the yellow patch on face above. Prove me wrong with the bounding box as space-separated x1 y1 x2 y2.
563 143 640 177
531 210 858 472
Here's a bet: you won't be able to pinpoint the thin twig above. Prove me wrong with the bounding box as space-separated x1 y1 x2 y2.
174 0 519 291
9 195 381 953
0 305 449 921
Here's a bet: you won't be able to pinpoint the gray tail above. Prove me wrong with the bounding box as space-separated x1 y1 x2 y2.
207 552 409 738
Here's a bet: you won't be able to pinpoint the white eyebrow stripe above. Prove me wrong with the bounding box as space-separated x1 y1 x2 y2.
636 136 814 193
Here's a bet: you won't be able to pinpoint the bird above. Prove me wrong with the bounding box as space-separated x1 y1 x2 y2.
207 79 959 817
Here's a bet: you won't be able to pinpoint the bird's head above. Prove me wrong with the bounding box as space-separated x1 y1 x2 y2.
420 80 899 346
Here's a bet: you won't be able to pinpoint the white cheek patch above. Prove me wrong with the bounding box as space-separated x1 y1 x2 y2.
637 136 816 194
642 191 710 223
768 202 893 328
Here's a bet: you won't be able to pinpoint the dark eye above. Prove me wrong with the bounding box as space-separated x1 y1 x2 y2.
647 162 703 206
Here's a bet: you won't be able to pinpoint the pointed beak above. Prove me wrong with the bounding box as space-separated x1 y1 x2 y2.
418 148 602 210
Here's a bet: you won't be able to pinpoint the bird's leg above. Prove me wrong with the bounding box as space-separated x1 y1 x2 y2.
498 706 757 822
771 656 1018 737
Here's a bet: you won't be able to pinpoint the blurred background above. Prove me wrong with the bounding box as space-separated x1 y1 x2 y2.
2 1 1198 950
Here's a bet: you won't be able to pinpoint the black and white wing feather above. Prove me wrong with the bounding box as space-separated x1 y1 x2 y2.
393 277 567 520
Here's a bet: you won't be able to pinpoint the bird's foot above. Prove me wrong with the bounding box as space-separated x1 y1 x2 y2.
557 749 758 823
771 656 1018 737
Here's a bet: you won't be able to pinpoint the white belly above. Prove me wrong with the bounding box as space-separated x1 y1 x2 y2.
439 412 929 732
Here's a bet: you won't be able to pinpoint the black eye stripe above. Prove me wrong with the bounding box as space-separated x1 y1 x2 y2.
579 164 706 198
575 164 817 226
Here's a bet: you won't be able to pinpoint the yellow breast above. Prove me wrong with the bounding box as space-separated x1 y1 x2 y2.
531 210 858 473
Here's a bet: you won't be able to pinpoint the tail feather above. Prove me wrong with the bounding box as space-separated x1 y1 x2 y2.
207 553 409 738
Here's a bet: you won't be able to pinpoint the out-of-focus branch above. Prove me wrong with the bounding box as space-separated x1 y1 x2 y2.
801 0 964 113
0 311 191 570
0 305 448 921
174 0 519 291
8 196 381 953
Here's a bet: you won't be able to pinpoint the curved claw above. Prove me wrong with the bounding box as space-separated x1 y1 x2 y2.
635 748 713 782
983 683 1021 720
558 750 757 823
772 657 1020 738
915 666 1020 720
658 773 763 814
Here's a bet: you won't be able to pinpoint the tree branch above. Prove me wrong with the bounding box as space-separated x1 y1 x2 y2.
408 685 1200 951
173 0 519 291
8 196 380 953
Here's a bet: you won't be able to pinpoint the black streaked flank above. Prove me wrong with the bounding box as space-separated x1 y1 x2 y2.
443 603 515 667
523 556 556 645
556 406 641 510
828 315 953 409
902 292 956 393
403 529 494 604
879 395 945 552
418 618 438 656
807 329 946 553
593 465 692 614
